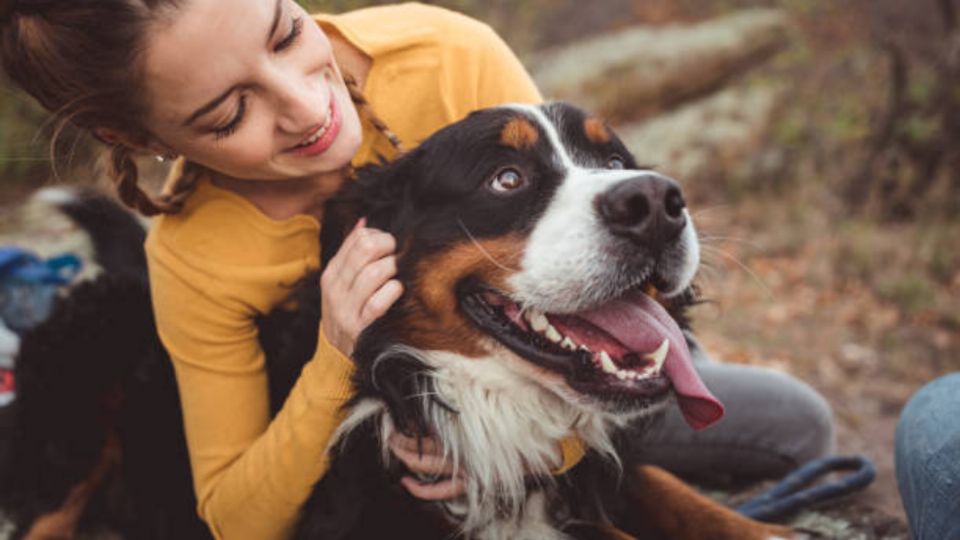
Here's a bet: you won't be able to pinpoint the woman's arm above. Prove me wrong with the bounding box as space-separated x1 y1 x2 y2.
148 260 349 539
147 219 399 540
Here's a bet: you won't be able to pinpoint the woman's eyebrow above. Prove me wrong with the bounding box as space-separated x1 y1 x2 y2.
266 0 283 46
182 0 283 128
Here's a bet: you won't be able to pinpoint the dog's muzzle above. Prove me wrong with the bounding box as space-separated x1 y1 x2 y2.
596 173 687 256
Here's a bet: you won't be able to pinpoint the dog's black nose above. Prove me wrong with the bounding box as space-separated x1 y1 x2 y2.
596 173 687 251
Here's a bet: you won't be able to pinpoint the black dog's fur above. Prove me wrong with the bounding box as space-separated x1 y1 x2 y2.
0 103 699 539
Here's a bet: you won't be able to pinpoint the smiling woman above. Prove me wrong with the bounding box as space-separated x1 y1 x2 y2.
0 0 542 538
142 0 366 184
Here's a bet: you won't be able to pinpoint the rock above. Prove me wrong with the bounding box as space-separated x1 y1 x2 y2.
532 9 790 122
617 84 784 184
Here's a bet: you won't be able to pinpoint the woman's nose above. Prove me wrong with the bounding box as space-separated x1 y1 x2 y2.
272 73 326 135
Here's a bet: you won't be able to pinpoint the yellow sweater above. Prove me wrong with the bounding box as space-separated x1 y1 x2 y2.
145 4 544 539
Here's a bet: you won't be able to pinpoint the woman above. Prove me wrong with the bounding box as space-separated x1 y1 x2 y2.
0 1 834 538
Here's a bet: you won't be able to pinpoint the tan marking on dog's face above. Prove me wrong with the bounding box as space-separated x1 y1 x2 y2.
584 118 612 145
397 235 527 357
500 117 540 150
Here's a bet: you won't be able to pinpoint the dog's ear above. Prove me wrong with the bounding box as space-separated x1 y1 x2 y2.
353 344 443 439
319 152 423 270
320 184 364 270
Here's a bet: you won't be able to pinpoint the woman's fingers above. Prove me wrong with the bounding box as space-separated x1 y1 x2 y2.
351 254 397 305
360 279 403 326
321 218 366 284
390 433 440 455
389 433 466 501
400 476 467 501
390 440 455 477
341 229 397 290
319 221 401 354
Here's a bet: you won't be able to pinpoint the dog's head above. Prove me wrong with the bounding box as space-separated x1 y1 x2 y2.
323 102 723 431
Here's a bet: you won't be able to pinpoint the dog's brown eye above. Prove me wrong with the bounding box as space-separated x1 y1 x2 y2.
490 168 525 193
607 155 626 170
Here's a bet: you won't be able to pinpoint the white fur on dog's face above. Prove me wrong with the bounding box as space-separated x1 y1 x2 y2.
504 104 700 313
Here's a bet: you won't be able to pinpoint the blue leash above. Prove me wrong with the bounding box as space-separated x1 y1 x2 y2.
736 455 876 521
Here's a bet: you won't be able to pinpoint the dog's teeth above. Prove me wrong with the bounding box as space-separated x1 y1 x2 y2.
527 310 549 333
599 351 617 374
544 324 563 343
561 337 577 351
615 370 628 381
644 339 670 373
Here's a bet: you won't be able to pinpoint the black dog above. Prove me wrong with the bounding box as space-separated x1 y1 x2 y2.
1 103 798 540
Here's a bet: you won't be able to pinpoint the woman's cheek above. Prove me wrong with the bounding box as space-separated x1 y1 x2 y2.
205 129 279 178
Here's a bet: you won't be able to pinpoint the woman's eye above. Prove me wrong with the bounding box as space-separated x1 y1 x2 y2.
274 16 304 52
213 96 247 140
489 168 525 193
607 155 626 170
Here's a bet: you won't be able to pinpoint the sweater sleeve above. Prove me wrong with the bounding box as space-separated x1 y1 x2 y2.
147 237 354 540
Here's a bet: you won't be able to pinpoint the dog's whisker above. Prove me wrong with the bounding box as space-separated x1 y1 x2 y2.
697 235 758 249
457 218 520 273
688 204 733 219
694 262 722 283
699 245 774 299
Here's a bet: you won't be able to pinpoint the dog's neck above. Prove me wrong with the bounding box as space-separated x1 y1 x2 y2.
336 345 644 539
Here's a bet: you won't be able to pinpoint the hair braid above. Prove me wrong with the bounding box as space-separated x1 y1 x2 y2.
108 145 178 216
343 73 405 155
157 160 203 213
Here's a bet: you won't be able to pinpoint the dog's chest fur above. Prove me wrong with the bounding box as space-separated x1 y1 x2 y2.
307 344 652 540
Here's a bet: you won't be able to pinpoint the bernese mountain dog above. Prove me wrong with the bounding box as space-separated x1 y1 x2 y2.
0 102 797 540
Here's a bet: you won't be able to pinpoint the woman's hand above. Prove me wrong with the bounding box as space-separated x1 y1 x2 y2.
320 219 404 356
389 433 467 501
390 433 568 501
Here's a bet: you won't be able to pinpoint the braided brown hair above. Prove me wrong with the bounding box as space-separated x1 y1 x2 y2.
2 1 403 216
343 73 405 155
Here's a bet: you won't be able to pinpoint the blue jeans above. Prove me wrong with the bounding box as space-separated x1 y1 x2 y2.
896 373 960 540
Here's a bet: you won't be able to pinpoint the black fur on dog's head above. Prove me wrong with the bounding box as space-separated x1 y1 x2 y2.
321 103 717 422
298 102 723 538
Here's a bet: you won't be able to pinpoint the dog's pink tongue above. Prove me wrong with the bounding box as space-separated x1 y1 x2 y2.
578 292 724 430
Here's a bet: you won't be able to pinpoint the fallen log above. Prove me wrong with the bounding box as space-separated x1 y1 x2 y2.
532 9 790 122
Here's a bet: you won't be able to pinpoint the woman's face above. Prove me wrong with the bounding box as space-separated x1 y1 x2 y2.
142 0 363 181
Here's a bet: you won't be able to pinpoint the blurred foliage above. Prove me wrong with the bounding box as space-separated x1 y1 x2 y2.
0 82 56 188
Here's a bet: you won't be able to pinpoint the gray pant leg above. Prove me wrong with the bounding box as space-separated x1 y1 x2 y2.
629 337 835 481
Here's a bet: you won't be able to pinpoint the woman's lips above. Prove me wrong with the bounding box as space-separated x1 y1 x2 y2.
288 97 342 157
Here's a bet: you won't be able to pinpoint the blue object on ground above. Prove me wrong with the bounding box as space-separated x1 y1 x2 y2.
0 246 82 334
736 454 876 521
